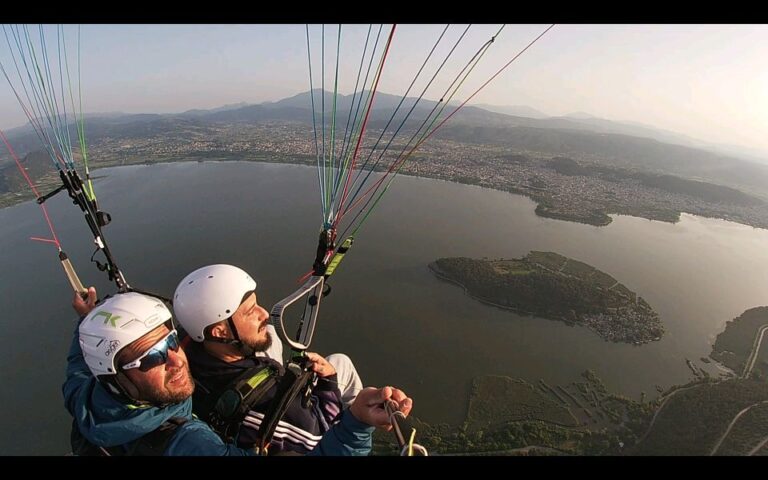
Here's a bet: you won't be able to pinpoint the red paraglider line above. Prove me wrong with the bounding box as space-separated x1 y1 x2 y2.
0 128 62 250
333 24 397 229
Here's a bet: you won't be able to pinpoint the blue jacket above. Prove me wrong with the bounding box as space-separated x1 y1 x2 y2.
63 325 374 455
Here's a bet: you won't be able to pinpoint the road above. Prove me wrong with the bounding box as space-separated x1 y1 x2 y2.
709 400 768 455
742 325 768 378
636 384 700 445
748 435 768 456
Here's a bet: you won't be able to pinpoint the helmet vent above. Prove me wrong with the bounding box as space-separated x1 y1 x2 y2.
226 309 231 314
208 275 214 279
188 280 194 285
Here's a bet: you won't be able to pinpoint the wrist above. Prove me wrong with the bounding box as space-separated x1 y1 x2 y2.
343 407 376 433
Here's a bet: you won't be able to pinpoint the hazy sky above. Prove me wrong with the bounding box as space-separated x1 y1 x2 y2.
1 24 766 156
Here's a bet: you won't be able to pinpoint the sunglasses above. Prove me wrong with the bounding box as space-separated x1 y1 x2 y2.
121 330 180 372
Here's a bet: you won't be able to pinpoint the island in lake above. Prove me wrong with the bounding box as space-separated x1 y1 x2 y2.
429 251 663 344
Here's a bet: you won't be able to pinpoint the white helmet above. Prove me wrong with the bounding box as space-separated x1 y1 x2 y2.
79 292 173 378
173 264 257 342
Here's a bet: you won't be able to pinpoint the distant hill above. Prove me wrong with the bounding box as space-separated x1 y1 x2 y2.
563 111 597 120
180 102 251 116
548 115 706 149
0 150 55 193
705 142 768 166
467 106 767 165
472 103 548 119
264 89 443 114
434 123 768 199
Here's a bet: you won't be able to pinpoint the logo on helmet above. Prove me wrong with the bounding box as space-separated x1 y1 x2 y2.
94 311 122 327
105 340 120 357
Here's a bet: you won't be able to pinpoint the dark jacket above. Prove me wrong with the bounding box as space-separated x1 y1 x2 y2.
185 340 352 455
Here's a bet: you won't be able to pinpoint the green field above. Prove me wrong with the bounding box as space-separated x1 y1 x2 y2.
527 251 568 270
373 372 653 456
465 376 579 431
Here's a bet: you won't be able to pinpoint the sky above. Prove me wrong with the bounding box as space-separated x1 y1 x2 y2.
1 24 766 158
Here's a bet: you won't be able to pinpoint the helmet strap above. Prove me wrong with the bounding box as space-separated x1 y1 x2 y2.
100 373 175 408
226 317 257 357
99 374 148 406
203 318 256 358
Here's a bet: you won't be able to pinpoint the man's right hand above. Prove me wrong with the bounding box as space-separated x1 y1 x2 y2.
73 287 98 317
349 386 413 430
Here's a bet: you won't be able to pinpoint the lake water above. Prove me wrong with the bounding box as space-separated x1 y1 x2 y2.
2 161 767 454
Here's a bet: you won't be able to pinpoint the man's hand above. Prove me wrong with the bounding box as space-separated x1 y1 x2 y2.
306 352 337 378
73 286 98 317
349 386 413 430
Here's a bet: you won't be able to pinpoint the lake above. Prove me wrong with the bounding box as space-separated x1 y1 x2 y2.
1 161 766 454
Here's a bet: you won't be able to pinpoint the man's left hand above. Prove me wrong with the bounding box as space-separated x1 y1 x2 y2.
306 352 337 378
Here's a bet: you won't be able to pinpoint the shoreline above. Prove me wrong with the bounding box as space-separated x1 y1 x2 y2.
3 157 766 232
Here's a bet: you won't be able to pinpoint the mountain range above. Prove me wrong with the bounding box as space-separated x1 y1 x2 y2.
2 89 767 199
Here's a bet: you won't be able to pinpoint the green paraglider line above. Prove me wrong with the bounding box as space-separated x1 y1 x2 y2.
328 26 383 225
338 25 553 239
306 25 326 219
326 25 342 227
1 24 131 292
333 24 373 200
332 24 397 229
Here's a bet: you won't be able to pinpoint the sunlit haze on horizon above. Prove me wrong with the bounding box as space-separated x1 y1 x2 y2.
1 24 766 158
